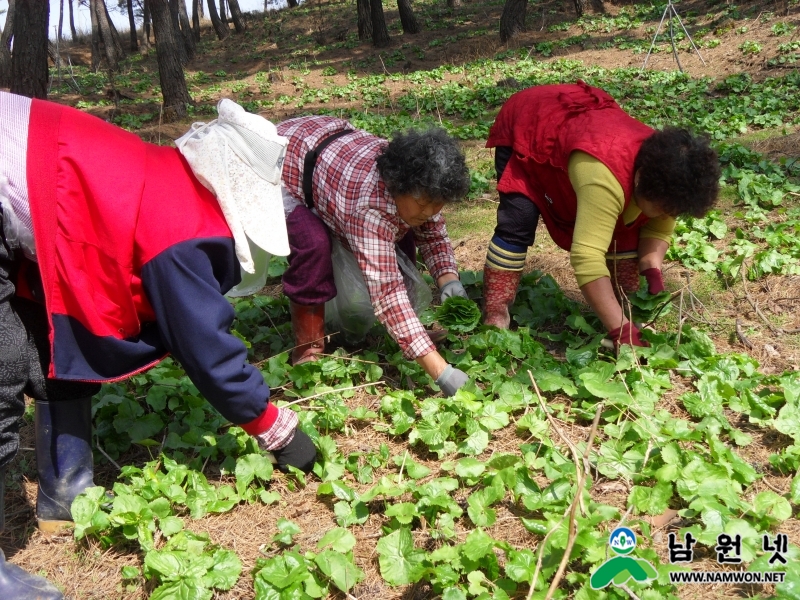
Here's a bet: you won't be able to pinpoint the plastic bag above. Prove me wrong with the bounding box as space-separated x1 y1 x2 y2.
325 238 432 344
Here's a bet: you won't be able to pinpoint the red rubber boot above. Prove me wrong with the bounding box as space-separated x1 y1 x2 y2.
290 302 326 365
482 266 522 329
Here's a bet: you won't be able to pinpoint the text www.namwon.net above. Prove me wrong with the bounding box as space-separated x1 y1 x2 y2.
669 571 786 584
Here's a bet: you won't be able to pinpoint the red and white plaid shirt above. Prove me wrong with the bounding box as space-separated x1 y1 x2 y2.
277 116 459 359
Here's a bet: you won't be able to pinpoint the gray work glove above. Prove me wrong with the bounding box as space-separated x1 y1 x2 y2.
440 279 468 300
435 364 470 396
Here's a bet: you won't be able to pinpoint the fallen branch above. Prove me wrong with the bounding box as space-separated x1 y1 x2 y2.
256 332 339 368
675 287 685 351
529 371 589 512
281 381 385 406
96 436 122 471
740 265 782 336
735 318 753 349
544 403 603 600
527 503 572 600
619 583 642 600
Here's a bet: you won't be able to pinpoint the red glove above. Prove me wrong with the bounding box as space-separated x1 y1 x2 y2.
608 322 649 349
640 268 665 295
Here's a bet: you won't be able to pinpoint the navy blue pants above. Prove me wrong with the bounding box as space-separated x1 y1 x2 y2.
492 146 541 248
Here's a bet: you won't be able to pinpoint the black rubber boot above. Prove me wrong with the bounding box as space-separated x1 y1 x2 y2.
35 397 95 534
0 467 64 599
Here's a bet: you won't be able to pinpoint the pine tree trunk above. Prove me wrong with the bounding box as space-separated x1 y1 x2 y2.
357 0 372 41
91 0 125 70
397 0 420 34
219 0 228 23
127 0 139 51
167 0 189 64
227 0 246 33
101 1 126 61
499 0 528 43
150 0 191 120
10 0 49 99
58 0 65 41
192 0 201 41
287 0 298 6
370 0 390 47
207 0 229 39
1 0 14 51
177 0 196 58
142 0 152 49
0 0 14 87
68 0 77 40
90 0 102 69
447 0 462 7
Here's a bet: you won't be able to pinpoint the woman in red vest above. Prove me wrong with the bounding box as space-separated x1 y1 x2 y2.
0 92 315 598
482 82 720 347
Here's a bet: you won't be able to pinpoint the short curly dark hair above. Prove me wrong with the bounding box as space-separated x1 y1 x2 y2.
634 127 721 218
376 128 470 203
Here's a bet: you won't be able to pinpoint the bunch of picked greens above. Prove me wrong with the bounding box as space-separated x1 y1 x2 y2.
627 286 672 324
435 296 482 333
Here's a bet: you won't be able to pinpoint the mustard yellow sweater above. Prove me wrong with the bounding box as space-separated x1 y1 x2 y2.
568 151 675 287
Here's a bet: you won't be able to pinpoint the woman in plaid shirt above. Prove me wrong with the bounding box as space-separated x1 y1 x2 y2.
277 116 472 396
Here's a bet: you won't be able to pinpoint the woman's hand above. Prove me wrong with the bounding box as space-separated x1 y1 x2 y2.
638 237 669 294
579 276 628 332
416 350 470 396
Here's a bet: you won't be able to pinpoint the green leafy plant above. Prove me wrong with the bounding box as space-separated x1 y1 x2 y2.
739 40 763 54
435 296 481 333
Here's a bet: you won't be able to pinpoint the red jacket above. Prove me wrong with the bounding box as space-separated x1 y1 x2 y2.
24 98 276 434
486 81 654 252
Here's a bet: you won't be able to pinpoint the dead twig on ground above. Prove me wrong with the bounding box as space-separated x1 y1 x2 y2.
543 403 603 600
675 287 685 351
741 265 782 336
529 371 588 514
281 381 385 406
96 436 122 471
736 318 754 349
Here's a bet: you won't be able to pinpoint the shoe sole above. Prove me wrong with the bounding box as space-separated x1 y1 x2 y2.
38 518 73 534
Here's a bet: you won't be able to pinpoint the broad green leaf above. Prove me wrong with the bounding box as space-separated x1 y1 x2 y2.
159 516 185 537
314 550 364 593
149 580 212 600
752 490 793 523
504 548 537 583
455 457 485 479
235 454 274 497
457 427 489 455
479 403 510 430
791 473 800 504
393 454 431 480
317 528 357 553
375 528 427 586
127 413 165 443
386 502 418 525
629 481 672 515
203 549 241 590
462 528 495 561
442 588 468 600
273 518 301 545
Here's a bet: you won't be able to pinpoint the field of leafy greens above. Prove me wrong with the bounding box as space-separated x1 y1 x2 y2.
18 1 800 598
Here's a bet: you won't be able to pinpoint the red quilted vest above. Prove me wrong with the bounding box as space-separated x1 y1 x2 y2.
486 81 654 253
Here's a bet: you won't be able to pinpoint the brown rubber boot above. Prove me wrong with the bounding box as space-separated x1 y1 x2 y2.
290 302 326 365
482 266 522 329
